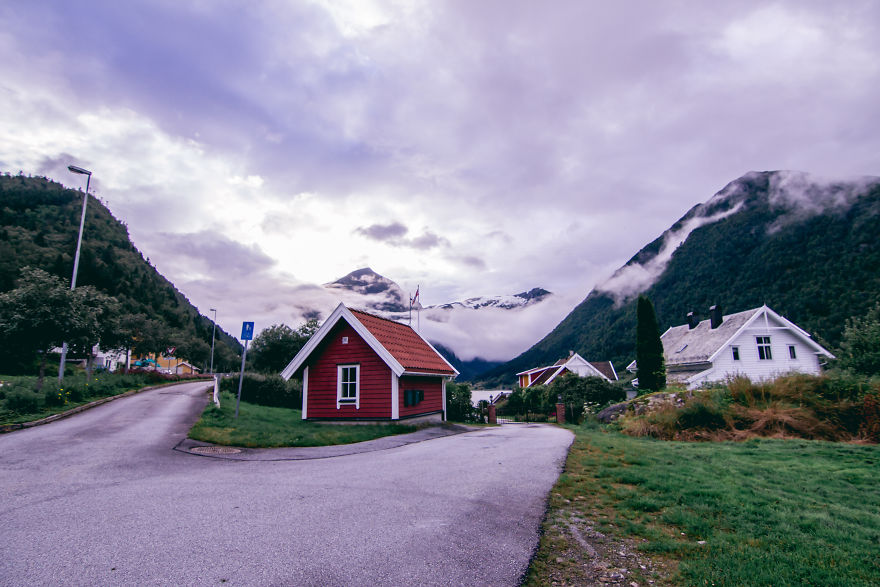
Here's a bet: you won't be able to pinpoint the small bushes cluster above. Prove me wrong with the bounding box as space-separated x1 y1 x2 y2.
219 373 301 409
619 372 880 442
0 373 155 418
499 373 626 424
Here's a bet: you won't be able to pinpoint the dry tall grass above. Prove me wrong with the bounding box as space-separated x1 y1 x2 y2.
619 372 879 442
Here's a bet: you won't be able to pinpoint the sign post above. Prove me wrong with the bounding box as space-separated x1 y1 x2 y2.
235 321 255 419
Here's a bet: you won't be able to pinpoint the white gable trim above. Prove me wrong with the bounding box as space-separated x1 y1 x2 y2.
280 303 406 380
301 366 309 420
706 305 834 362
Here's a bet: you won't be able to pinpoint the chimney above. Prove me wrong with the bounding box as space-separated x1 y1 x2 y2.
569 350 574 357
687 311 698 330
710 305 723 329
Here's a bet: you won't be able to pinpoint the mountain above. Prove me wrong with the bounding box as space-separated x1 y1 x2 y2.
324 267 410 313
479 170 880 386
430 342 502 382
436 288 552 310
0 173 241 371
318 267 560 367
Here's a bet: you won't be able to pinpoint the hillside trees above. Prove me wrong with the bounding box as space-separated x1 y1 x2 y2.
0 174 241 374
636 295 666 392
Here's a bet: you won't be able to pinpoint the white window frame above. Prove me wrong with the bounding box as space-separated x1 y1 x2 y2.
732 346 740 361
756 336 772 361
789 345 797 360
337 364 360 409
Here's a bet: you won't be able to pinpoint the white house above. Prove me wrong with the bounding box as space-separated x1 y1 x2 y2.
517 352 618 388
626 305 835 389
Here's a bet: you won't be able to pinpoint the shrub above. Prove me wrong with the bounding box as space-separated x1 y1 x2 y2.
43 387 66 407
6 390 41 414
220 374 301 409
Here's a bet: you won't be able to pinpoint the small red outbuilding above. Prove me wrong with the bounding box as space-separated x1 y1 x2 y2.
280 304 459 422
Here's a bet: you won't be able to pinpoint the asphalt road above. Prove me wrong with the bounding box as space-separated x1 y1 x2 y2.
0 381 573 586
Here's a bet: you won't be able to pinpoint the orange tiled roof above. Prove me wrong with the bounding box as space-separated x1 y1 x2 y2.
350 309 456 375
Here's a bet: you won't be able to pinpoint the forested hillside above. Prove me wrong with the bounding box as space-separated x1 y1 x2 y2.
0 173 240 373
479 171 880 386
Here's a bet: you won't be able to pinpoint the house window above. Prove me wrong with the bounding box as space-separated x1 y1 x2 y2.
337 364 359 407
342 336 348 344
756 336 772 360
789 345 797 359
732 346 740 361
404 389 424 407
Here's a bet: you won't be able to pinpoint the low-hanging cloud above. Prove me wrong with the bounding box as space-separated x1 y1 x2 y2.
596 202 744 304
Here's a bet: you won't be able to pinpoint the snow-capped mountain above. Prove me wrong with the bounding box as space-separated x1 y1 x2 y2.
435 288 552 310
323 267 410 313
311 268 568 366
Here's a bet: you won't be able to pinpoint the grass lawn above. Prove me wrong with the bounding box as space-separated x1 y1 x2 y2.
188 391 418 448
526 424 880 586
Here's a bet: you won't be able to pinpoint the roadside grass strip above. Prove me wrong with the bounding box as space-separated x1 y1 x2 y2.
0 373 163 427
526 424 880 586
188 391 417 448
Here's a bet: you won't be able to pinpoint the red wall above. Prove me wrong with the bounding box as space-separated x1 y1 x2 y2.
398 375 443 419
306 322 392 419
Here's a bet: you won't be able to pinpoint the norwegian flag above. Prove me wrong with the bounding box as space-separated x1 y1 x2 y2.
410 285 420 308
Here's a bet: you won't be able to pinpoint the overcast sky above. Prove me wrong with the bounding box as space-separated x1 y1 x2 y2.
1 1 878 346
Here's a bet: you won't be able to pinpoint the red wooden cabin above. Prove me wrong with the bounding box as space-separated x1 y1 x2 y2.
280 304 459 422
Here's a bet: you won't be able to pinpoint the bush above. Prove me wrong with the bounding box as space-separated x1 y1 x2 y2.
220 374 301 409
6 390 41 414
43 387 66 407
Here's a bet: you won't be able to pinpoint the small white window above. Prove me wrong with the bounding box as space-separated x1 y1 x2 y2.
756 336 772 360
789 345 797 359
732 346 740 361
337 364 360 408
341 336 349 344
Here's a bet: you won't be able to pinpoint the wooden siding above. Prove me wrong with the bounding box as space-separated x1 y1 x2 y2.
305 321 392 419
398 375 443 419
690 313 823 387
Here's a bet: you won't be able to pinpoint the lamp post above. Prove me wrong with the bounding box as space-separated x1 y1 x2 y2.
58 165 92 382
209 308 217 374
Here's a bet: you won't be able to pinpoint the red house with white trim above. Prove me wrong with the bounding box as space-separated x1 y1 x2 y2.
280 304 459 422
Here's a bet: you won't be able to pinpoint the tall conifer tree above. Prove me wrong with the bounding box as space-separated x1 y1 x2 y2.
636 295 666 391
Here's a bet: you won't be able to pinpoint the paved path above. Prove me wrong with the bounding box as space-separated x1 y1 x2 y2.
0 381 573 586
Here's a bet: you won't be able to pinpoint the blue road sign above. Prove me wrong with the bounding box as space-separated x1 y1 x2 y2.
241 321 255 341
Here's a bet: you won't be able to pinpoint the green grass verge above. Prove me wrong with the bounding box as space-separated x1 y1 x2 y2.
526 424 880 586
0 373 159 426
188 391 418 448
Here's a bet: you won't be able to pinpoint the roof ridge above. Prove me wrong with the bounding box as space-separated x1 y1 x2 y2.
349 307 409 327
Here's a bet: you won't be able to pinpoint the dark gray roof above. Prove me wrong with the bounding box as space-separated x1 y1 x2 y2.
661 308 760 365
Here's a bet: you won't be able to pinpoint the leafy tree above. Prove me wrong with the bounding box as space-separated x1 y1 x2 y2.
250 321 317 374
636 295 666 392
839 303 880 375
445 381 474 422
67 286 119 378
173 336 211 371
552 372 624 422
0 267 84 387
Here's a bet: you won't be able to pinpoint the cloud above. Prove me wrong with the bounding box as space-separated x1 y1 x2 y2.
355 221 409 241
596 202 744 304
143 231 276 280
354 222 449 250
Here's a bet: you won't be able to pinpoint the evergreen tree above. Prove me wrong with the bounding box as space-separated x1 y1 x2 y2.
636 295 666 392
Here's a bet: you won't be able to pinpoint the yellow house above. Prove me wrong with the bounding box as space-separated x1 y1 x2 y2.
133 352 202 375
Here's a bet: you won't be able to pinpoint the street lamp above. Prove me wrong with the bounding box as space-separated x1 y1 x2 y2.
209 308 217 374
58 165 92 382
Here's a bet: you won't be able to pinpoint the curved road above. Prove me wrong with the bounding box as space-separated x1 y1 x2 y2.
0 381 573 586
